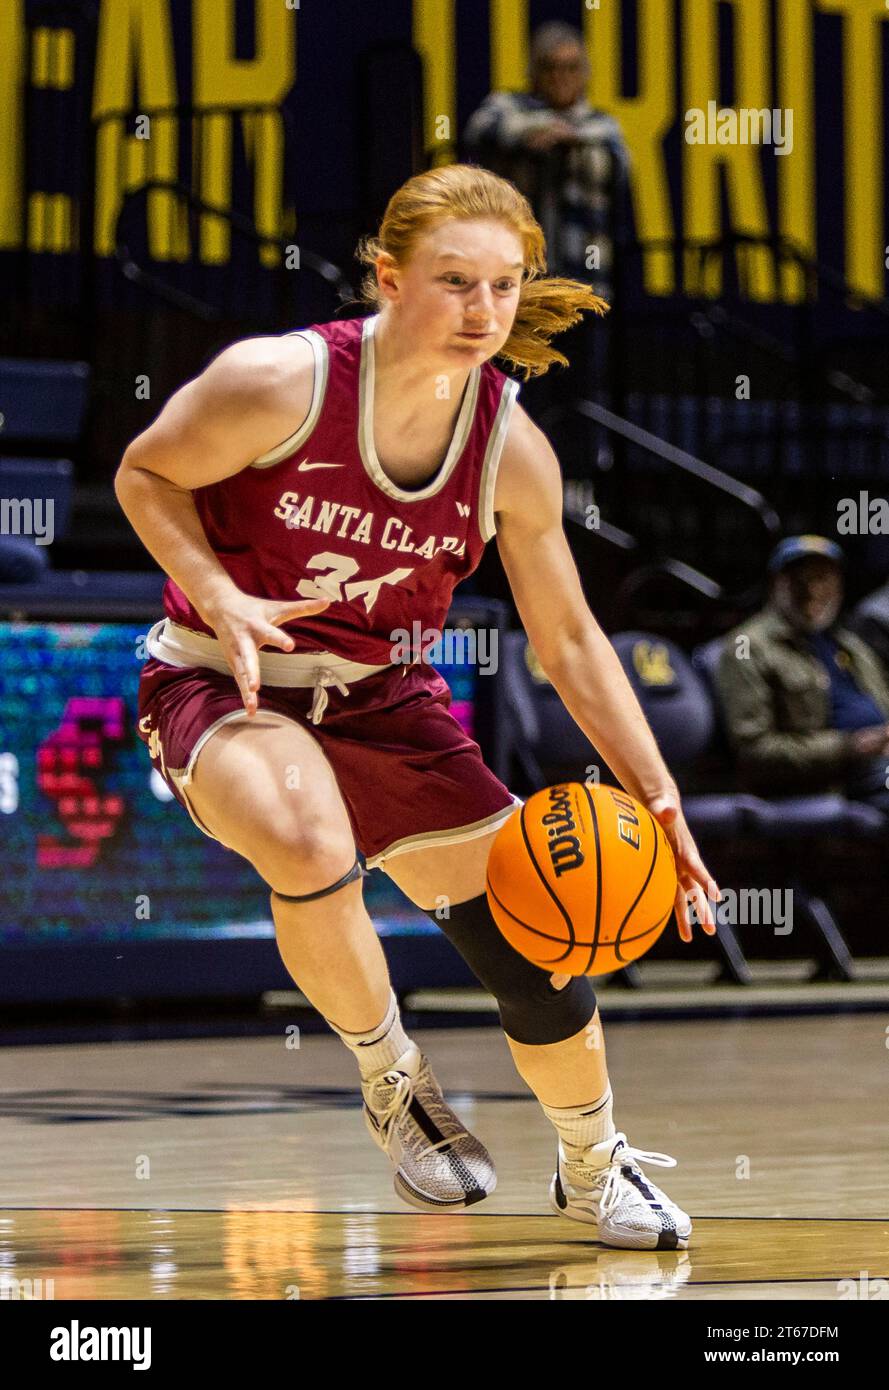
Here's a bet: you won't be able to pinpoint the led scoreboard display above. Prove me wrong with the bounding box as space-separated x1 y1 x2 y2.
0 614 504 1002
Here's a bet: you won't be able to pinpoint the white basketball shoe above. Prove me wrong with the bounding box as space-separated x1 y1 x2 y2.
362 1042 497 1211
549 1130 692 1249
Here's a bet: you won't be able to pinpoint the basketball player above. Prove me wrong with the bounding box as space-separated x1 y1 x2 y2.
116 165 719 1250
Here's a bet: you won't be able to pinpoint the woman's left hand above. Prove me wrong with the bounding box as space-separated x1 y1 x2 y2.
646 791 720 942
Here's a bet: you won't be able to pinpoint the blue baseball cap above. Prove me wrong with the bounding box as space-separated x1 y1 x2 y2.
767 534 844 575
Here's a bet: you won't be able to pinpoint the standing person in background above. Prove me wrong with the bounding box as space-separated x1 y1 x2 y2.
464 22 629 300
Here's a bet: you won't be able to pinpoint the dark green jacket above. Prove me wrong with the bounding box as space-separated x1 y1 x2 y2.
715 605 889 794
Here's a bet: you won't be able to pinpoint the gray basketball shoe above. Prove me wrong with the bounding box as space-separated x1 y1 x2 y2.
362 1042 496 1211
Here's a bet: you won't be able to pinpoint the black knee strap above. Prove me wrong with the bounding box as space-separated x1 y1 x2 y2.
423 892 597 1046
271 858 364 903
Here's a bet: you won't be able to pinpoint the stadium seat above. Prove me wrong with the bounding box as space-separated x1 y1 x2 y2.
694 633 889 981
0 534 49 583
0 568 165 616
609 631 754 982
0 458 74 583
500 630 600 789
610 631 749 840
0 359 88 582
0 457 74 540
0 358 90 442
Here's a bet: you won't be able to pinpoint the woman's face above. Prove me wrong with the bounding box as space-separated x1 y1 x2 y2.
377 217 524 366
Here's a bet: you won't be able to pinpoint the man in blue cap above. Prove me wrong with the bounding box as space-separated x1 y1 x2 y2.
716 535 889 802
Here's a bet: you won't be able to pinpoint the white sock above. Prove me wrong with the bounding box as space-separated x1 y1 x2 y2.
541 1084 615 1159
327 989 413 1081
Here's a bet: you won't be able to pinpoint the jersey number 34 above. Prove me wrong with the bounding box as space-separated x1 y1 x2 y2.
296 551 414 613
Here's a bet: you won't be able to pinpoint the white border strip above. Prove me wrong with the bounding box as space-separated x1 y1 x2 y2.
146 618 389 687
478 377 520 542
251 330 329 469
365 794 523 871
358 314 481 503
168 708 307 841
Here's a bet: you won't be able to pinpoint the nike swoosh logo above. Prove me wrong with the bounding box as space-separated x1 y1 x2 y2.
297 460 344 471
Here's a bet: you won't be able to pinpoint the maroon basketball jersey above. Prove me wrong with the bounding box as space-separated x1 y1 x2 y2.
162 314 521 663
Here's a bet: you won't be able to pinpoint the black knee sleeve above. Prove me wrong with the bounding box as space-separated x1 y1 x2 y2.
424 892 597 1046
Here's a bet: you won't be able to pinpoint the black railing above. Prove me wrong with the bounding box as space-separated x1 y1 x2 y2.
556 394 781 632
113 178 355 327
567 397 781 538
86 111 356 497
497 140 889 435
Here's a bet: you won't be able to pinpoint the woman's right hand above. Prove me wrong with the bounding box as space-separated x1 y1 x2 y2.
202 590 332 717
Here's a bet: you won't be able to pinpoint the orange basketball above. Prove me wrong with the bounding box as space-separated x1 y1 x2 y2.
486 782 678 976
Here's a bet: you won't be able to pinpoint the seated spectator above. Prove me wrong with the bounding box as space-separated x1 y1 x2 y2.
463 20 629 295
716 535 889 806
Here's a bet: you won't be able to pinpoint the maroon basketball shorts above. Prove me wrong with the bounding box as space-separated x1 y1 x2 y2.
136 656 520 869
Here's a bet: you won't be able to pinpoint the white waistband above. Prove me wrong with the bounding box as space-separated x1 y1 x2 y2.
146 618 392 689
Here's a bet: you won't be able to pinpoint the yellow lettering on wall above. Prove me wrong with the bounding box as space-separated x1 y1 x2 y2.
32 27 75 90
776 0 815 303
28 193 74 253
193 0 296 264
682 0 775 301
587 0 676 295
194 0 295 107
817 0 886 300
0 0 24 249
413 0 456 162
92 0 182 259
241 110 285 268
194 114 232 265
490 0 528 94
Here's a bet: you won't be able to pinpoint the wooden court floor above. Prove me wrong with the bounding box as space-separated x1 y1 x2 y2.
1 1013 887 1300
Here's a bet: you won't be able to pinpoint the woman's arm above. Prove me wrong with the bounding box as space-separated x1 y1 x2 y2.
493 405 718 938
114 334 314 623
114 334 330 715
